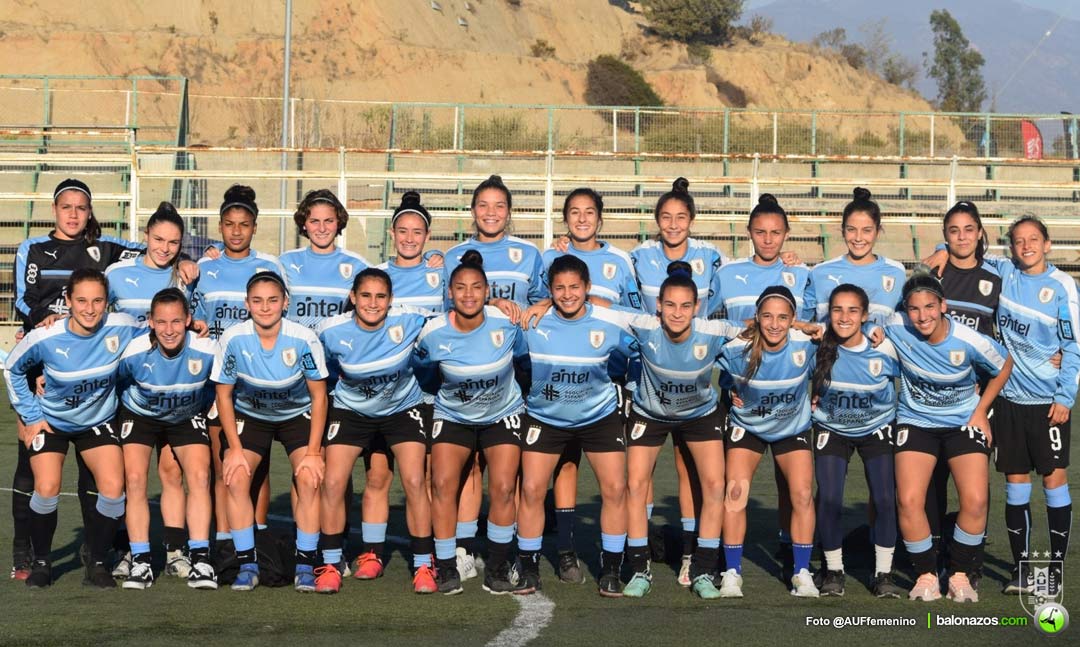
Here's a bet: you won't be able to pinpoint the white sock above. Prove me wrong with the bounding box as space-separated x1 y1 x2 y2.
875 544 894 575
824 548 844 572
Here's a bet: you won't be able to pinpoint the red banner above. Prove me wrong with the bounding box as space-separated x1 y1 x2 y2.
1022 120 1043 159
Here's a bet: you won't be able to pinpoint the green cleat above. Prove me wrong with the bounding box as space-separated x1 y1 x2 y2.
691 573 722 599
622 570 652 598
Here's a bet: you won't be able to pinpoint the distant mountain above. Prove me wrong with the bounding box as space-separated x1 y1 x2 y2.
752 0 1080 113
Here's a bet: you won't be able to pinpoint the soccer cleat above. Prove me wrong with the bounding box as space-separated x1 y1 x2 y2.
946 572 978 603
456 546 478 581
25 559 51 589
598 553 623 598
557 550 586 584
84 561 117 589
187 560 218 590
164 549 192 578
352 551 384 580
871 572 905 599
908 572 941 601
294 564 316 592
335 559 352 579
677 554 692 587
692 573 722 599
483 560 530 595
122 560 154 590
435 558 463 595
519 553 543 592
718 569 743 598
231 563 260 591
1002 568 1033 595
79 542 92 568
314 564 342 594
818 569 845 597
111 550 132 579
622 570 652 598
10 542 32 581
790 568 819 597
413 564 437 594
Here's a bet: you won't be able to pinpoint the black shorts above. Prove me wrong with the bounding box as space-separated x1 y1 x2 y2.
523 411 626 454
893 423 991 459
325 404 432 450
992 397 1070 475
814 422 894 461
232 413 312 459
726 422 811 456
29 421 120 455
627 408 724 447
431 412 524 451
116 406 211 449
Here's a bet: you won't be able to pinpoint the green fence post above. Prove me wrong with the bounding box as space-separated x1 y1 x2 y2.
722 109 730 197
898 112 905 157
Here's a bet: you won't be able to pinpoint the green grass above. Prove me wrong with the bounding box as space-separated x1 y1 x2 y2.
0 389 1074 646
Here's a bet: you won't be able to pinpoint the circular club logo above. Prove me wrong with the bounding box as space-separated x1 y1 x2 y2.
1035 602 1069 636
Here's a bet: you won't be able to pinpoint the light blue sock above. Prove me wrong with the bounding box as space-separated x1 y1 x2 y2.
1006 482 1033 505
601 532 626 553
646 504 654 521
435 537 456 560
130 541 151 556
29 492 58 514
681 517 696 533
215 531 232 542
188 539 210 551
413 553 432 568
456 519 479 539
296 529 319 552
953 526 984 546
323 548 343 565
698 537 720 549
627 536 648 548
903 535 933 554
1047 484 1072 508
233 525 256 552
96 493 126 519
362 522 387 544
487 521 514 545
517 535 543 552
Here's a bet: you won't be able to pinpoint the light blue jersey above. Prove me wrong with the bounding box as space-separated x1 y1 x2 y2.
523 304 635 428
980 255 1080 408
210 319 329 422
414 306 528 425
280 246 370 329
718 330 815 443
630 238 726 315
625 315 743 421
714 257 811 322
117 331 216 424
4 314 142 433
193 250 285 339
104 255 190 321
541 242 642 310
318 310 428 417
379 259 446 312
444 236 545 306
812 338 901 436
805 254 906 325
883 313 1008 428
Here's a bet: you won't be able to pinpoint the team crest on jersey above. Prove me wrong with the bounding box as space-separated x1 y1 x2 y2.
508 247 523 264
816 431 829 450
388 325 404 344
895 426 908 447
730 425 746 442
868 358 883 377
236 419 246 436
590 330 605 349
327 422 340 441
432 420 443 439
978 279 993 296
426 272 441 289
1039 287 1055 303
490 330 505 348
120 421 133 440
526 425 541 445
949 350 965 366
690 258 706 275
31 433 44 452
105 335 119 354
339 263 353 280
882 275 895 292
188 358 203 376
87 246 100 262
603 263 617 280
282 348 298 367
630 422 646 441
792 349 806 367
693 344 708 361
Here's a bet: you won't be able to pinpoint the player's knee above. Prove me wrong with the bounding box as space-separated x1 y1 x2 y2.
520 478 548 505
626 473 652 498
725 479 749 512
489 479 516 507
124 468 147 494
34 479 61 499
960 491 988 518
599 478 627 505
399 471 425 497
95 476 124 499
896 489 924 514
365 469 392 493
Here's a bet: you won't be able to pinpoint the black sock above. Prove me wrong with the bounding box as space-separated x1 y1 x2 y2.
519 549 540 573
457 536 478 557
949 540 977 576
1005 502 1031 566
627 544 650 573
29 510 57 562
321 532 345 554
236 546 256 565
1048 503 1072 560
163 526 187 553
488 540 512 570
555 508 575 552
909 547 937 577
296 548 318 566
90 509 121 564
363 541 385 559
681 529 697 557
411 535 434 566
691 545 720 579
601 550 623 573
75 453 98 532
190 547 210 564
12 444 33 548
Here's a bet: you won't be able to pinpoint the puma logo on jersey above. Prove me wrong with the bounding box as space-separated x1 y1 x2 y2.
54 347 70 358
142 362 154 373
289 264 303 273
339 339 354 351
241 349 254 362
535 328 551 341
125 277 140 287
827 274 842 285
206 270 219 279
438 343 454 354
43 249 58 259
649 259 661 270
647 341 659 353
735 274 748 284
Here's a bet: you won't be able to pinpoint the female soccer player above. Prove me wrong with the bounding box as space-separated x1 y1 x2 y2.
716 285 818 598
316 268 437 594
414 250 530 595
5 269 142 588
115 288 218 589
516 255 635 597
883 270 1012 603
620 262 742 599
211 271 328 592
810 285 906 598
803 188 906 325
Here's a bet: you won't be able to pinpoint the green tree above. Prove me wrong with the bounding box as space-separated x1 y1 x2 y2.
925 9 986 112
641 0 744 45
585 55 664 107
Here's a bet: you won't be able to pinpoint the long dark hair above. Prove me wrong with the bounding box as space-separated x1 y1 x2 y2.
147 287 190 351
944 201 988 262
812 284 869 397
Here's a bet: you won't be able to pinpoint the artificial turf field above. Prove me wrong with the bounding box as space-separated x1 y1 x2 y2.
0 390 1073 647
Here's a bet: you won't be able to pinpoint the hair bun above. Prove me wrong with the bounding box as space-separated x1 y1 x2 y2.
911 264 936 279
460 249 484 268
666 260 693 278
400 191 422 208
154 201 179 218
757 193 778 206
852 187 872 201
224 184 256 204
487 175 504 184
672 177 690 194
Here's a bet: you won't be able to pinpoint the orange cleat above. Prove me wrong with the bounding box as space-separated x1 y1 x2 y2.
352 551 384 580
413 564 437 594
314 564 342 594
